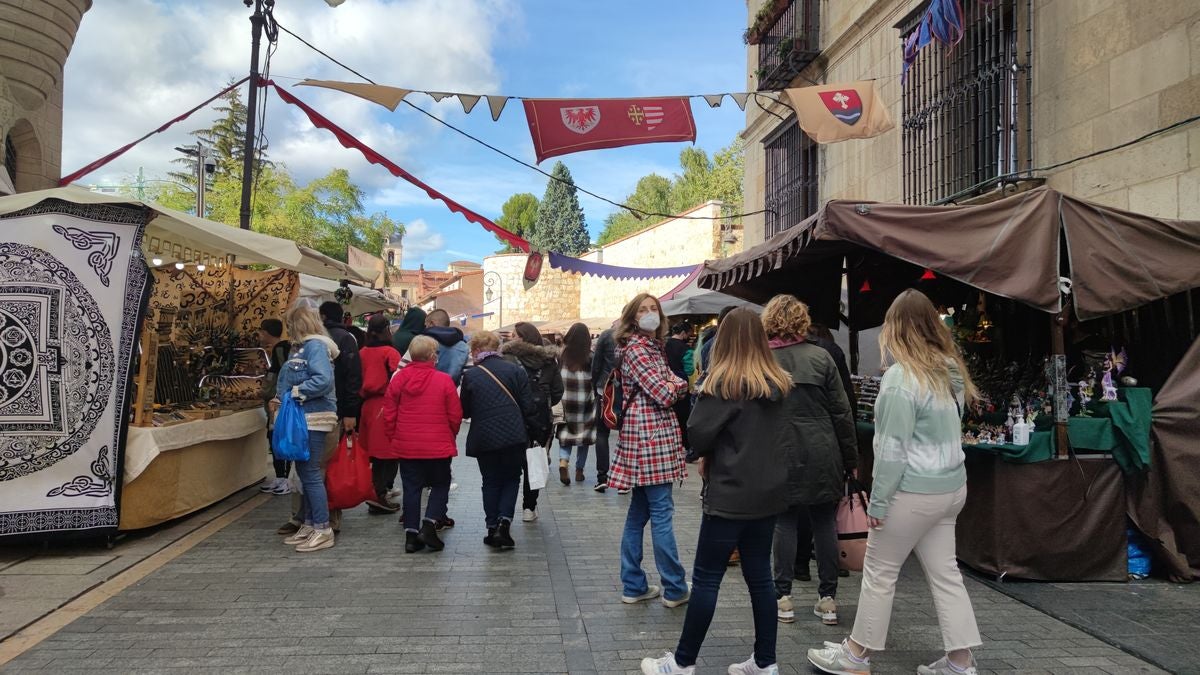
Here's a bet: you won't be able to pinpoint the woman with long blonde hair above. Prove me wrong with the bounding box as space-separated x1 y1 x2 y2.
761 294 857 628
809 289 982 675
641 307 793 675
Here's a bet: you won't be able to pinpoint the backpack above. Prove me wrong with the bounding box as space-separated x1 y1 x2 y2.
600 351 634 430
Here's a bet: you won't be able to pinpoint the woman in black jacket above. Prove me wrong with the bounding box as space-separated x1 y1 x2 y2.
762 294 858 628
502 322 564 521
460 331 540 550
640 308 794 675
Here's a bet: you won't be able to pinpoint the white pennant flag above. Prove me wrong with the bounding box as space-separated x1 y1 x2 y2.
458 94 481 114
486 95 509 121
428 92 453 102
729 93 750 111
702 94 724 108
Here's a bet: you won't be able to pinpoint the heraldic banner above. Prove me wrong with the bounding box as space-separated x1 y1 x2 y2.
523 97 697 163
0 201 150 539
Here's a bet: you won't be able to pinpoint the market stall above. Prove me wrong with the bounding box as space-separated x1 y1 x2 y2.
698 185 1200 581
298 274 400 316
0 187 369 538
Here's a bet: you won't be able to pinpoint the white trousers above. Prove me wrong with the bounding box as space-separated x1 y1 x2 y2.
850 487 982 652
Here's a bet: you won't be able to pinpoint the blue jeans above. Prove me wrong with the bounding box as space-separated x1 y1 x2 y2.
620 483 688 600
399 458 451 533
296 431 330 529
559 444 589 470
674 514 777 668
477 446 524 528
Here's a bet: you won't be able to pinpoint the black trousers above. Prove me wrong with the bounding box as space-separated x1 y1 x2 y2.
594 400 611 483
398 458 451 532
370 458 399 499
522 447 543 510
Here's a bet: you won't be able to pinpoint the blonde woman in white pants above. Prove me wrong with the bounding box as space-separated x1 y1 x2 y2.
809 289 982 675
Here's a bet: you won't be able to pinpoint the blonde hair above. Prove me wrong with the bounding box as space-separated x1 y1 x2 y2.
285 302 327 341
761 294 812 340
704 308 792 400
469 331 500 354
615 292 668 343
408 335 438 363
879 289 977 402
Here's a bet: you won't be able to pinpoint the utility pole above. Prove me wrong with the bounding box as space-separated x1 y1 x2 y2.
238 0 268 230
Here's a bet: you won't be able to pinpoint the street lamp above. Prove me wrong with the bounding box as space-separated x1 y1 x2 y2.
483 271 503 329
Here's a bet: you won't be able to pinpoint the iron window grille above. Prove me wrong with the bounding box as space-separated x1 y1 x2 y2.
763 117 819 238
756 0 821 91
899 0 1032 204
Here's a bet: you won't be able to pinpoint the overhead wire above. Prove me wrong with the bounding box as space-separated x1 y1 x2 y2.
271 20 774 223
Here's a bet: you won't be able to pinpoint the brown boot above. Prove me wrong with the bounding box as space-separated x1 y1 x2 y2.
559 460 570 486
575 468 585 483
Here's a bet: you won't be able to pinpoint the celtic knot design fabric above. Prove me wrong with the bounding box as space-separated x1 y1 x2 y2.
0 203 148 538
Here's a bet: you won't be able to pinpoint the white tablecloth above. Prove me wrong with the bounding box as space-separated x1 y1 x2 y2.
124 409 267 483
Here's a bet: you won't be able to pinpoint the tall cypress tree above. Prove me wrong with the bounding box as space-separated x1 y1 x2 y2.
530 161 589 255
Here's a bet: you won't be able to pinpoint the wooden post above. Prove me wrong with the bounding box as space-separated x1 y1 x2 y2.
1051 301 1071 459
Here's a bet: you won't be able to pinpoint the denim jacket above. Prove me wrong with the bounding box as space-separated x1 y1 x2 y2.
276 335 339 422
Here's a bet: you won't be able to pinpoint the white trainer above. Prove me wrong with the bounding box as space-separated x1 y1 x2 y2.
727 654 780 675
639 652 694 675
522 508 538 522
621 584 662 604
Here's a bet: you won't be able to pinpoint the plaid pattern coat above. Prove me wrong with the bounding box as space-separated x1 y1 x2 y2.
607 334 689 490
557 366 596 447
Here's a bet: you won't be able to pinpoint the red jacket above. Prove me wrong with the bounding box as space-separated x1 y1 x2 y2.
380 360 462 460
360 345 401 400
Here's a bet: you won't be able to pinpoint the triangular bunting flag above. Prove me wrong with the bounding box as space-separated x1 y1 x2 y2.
428 92 453 102
785 81 895 143
297 79 410 111
487 95 509 121
729 92 750 111
458 94 481 114
702 94 724 108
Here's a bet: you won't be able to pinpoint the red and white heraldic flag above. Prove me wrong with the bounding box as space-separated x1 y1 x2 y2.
523 97 697 163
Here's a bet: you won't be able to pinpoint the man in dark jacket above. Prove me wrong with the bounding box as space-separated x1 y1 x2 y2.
590 325 617 490
664 322 693 450
424 309 470 385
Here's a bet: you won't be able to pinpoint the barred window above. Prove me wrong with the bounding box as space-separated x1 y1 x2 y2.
763 117 818 238
900 0 1031 204
756 0 821 92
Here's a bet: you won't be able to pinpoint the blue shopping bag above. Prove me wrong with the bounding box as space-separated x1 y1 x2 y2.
271 392 310 462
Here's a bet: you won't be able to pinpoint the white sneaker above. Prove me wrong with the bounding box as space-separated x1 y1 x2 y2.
728 654 780 675
385 487 403 501
622 584 661 604
282 524 314 546
662 582 691 608
807 639 870 675
449 482 459 492
777 595 795 623
270 479 291 495
618 488 631 495
640 652 694 675
259 477 278 493
522 508 538 522
916 655 978 675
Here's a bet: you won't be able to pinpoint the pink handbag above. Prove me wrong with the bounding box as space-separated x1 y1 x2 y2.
836 480 870 572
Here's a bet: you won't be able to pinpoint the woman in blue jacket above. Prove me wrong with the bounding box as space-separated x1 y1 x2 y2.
272 302 340 553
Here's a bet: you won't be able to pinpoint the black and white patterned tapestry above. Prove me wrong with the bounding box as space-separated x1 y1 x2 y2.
0 200 149 538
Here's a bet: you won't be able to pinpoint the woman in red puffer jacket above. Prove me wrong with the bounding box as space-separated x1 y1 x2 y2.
381 335 462 553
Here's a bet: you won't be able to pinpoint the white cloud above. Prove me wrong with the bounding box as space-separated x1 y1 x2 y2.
400 218 446 258
62 0 513 191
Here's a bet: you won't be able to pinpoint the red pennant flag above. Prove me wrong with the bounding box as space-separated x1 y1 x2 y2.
859 280 872 293
523 97 697 163
921 268 937 280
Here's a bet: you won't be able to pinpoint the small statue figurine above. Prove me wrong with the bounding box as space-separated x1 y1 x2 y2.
1101 369 1119 401
1077 377 1094 415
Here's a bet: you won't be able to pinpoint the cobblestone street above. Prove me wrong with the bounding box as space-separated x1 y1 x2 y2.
0 430 1172 674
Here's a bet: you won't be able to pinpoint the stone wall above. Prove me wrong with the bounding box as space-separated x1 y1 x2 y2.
740 0 1200 247
0 0 91 192
480 253 581 332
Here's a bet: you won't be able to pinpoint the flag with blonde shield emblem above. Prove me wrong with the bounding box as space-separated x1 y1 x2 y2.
523 97 696 163
784 81 895 143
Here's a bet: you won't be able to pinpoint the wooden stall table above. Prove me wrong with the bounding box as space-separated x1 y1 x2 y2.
120 409 267 530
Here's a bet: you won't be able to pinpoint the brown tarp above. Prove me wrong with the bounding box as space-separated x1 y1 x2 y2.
1129 335 1200 580
700 186 1200 321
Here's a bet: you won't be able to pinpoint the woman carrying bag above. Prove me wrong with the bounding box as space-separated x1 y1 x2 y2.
502 322 563 521
808 289 982 675
640 307 794 675
557 322 596 485
761 295 858 626
358 315 402 514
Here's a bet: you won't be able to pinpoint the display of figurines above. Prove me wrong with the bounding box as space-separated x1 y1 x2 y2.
1101 369 1119 401
1076 376 1095 415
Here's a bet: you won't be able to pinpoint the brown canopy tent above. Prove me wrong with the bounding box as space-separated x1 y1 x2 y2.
699 186 1200 581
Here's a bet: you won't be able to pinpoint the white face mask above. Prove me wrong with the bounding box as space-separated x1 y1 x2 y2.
638 312 661 332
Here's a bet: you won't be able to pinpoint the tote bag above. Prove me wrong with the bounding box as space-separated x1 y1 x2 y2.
325 433 375 510
525 446 550 491
836 479 870 572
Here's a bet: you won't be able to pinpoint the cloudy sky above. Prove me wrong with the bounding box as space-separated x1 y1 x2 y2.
63 0 748 270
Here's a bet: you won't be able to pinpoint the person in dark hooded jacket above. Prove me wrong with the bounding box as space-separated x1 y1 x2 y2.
502 322 563 521
392 306 426 356
424 308 470 385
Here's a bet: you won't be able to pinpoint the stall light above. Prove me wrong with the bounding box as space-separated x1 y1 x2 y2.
151 258 163 267
196 264 206 272
174 262 185 270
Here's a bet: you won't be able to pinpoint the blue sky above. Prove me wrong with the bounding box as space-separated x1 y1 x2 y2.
63 0 749 271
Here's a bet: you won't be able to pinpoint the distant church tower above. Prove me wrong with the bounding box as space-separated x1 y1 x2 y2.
383 230 404 273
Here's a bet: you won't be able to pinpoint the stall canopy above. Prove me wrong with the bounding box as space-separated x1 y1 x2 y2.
699 186 1200 323
0 187 374 283
298 275 399 315
660 265 760 317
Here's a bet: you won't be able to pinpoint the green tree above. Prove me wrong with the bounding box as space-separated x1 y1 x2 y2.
494 192 540 253
530 161 589 255
597 173 672 245
668 147 715 213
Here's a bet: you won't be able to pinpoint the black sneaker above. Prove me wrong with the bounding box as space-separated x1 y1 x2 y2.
496 519 515 550
367 498 400 515
435 516 455 531
404 531 425 554
593 482 608 493
417 520 445 551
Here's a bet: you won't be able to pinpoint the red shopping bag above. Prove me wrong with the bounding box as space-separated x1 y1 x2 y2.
836 479 870 572
325 433 375 510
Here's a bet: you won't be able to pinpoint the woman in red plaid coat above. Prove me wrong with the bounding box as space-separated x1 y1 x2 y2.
608 293 691 608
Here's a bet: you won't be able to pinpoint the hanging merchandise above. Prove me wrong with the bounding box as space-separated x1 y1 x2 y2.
901 0 967 84
783 81 895 143
522 97 697 163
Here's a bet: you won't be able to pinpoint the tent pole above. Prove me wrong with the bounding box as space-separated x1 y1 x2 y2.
849 329 860 375
1051 302 1070 459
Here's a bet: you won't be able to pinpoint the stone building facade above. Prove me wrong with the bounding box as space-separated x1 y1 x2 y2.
740 0 1200 248
0 0 91 193
481 201 741 331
